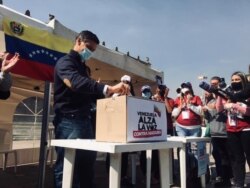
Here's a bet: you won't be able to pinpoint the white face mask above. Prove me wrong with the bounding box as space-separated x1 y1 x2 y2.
142 92 151 99
79 48 93 62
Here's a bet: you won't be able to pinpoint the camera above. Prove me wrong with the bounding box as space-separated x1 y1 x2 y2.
176 87 181 94
218 77 227 89
199 81 231 98
158 84 167 97
199 81 249 105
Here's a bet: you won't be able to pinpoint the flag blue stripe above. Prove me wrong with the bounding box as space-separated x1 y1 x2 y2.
5 35 67 66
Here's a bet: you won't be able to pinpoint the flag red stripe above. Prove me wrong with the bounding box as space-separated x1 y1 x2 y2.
11 58 54 82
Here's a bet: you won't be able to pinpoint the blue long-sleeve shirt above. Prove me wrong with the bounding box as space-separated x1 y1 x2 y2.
54 50 105 116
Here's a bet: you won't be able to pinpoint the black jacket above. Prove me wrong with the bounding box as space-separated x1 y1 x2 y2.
54 50 105 116
0 90 10 100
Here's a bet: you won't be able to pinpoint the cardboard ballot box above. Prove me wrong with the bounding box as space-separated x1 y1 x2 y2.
96 96 167 143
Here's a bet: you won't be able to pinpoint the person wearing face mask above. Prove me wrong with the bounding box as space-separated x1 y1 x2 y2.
141 85 152 99
139 85 176 184
139 85 160 185
172 83 204 186
202 76 233 187
216 71 250 188
53 30 130 188
172 83 203 137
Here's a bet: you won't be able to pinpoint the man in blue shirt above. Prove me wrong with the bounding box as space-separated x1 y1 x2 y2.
53 30 130 188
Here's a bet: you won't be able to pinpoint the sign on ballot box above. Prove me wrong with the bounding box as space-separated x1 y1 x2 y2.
96 96 167 143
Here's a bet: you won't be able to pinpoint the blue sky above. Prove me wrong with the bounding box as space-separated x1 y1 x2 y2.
3 0 250 98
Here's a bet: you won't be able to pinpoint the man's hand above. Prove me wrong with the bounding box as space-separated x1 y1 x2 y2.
1 52 20 73
152 94 162 101
107 82 130 96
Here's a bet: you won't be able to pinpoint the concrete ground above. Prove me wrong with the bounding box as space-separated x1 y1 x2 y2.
0 150 250 188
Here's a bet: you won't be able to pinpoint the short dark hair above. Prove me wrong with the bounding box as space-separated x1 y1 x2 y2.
76 30 100 44
210 76 221 81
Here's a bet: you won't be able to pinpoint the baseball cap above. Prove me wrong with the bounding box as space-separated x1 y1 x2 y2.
121 75 131 82
181 82 192 89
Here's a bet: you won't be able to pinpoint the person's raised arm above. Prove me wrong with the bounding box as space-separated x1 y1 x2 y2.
1 52 19 74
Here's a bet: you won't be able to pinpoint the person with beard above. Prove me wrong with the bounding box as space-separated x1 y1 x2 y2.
202 76 233 187
216 71 250 188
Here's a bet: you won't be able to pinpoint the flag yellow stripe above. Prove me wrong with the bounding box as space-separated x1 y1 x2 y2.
3 18 73 53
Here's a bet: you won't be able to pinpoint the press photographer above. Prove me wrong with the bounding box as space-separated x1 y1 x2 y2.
215 71 250 188
152 84 167 101
199 77 250 105
201 76 233 186
152 84 175 135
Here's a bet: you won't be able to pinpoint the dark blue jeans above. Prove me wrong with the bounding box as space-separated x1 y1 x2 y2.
53 114 96 188
175 125 201 137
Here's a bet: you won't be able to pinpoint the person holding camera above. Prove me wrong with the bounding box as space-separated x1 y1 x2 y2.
216 71 250 188
152 84 175 135
172 82 203 137
202 76 233 187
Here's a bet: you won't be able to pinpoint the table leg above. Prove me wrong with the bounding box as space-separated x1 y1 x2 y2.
159 149 170 188
179 145 186 188
169 148 173 185
62 148 76 188
130 153 137 185
146 150 152 188
201 174 206 187
109 153 122 188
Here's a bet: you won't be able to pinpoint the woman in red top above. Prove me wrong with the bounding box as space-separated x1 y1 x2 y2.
172 83 203 137
216 71 250 188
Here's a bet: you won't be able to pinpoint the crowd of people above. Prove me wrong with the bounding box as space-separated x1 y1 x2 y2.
2 29 250 188
39 29 250 188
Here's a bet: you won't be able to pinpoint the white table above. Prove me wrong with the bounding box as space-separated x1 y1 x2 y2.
168 136 211 188
51 139 182 188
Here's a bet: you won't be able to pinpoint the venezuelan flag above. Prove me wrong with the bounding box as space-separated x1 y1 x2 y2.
3 18 73 82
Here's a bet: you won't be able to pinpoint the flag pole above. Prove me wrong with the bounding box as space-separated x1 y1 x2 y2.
38 81 52 188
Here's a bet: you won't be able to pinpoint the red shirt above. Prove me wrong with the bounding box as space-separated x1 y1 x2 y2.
174 95 202 126
226 117 250 132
